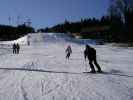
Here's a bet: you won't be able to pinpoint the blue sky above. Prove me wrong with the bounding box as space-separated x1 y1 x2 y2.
0 0 109 28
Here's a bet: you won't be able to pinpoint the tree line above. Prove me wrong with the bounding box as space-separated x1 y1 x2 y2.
0 24 35 41
38 0 133 43
0 0 133 43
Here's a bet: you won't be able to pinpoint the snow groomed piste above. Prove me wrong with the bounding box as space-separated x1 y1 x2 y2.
0 33 133 100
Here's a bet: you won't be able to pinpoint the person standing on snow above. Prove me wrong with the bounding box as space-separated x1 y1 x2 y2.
27 35 30 46
16 43 20 54
84 45 102 73
13 43 16 54
65 45 72 59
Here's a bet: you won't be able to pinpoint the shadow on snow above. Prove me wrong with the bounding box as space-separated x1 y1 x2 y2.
0 68 133 78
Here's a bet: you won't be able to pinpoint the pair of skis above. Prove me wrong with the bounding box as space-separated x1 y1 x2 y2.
83 60 103 74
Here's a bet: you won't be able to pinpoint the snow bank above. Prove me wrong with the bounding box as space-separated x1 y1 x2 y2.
0 35 28 45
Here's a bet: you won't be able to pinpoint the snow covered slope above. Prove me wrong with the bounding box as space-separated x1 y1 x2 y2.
0 35 28 45
0 33 133 100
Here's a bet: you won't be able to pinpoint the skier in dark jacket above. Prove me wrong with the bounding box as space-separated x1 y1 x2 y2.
65 45 72 59
16 43 20 54
13 43 16 54
84 45 102 73
27 35 30 46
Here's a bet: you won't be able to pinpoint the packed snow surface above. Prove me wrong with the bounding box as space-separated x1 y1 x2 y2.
0 33 133 100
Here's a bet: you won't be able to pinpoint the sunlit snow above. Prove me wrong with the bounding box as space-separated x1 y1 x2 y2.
0 33 133 100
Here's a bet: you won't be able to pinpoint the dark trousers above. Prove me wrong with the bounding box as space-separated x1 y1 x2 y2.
89 58 101 72
66 53 71 59
17 49 19 54
13 48 19 54
13 49 16 54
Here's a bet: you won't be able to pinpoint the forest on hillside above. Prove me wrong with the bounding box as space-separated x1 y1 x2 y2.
0 0 133 42
38 0 133 42
0 24 34 41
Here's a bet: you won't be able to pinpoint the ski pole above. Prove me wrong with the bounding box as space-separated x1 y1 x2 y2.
84 59 88 72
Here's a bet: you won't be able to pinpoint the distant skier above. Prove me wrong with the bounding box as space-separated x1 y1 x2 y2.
13 43 16 54
84 45 102 73
27 35 30 46
65 45 72 59
27 40 30 46
16 43 20 54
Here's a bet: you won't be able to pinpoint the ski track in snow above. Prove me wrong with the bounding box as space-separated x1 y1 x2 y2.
0 33 133 100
